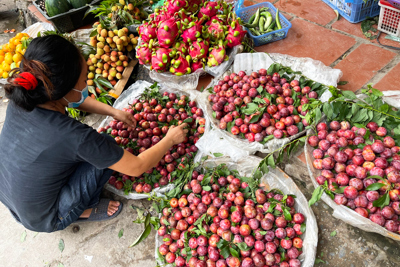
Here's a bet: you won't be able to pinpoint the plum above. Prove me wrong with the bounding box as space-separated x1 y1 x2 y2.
369 214 385 226
344 186 358 199
308 136 320 147
367 122 379 132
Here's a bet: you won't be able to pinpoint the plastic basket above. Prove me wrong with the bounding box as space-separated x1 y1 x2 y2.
387 0 400 9
321 0 381 23
236 2 292 46
32 0 101 33
378 0 400 36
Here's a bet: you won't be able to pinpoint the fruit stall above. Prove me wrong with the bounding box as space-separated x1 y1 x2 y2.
1 0 400 266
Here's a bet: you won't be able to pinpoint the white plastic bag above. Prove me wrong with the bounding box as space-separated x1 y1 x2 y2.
197 52 343 158
304 123 400 242
21 22 55 37
155 156 318 267
99 80 210 199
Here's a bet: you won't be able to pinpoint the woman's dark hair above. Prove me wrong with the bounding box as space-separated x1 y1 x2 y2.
5 35 83 111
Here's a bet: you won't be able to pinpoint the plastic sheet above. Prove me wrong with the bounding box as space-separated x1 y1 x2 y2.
155 156 318 267
197 52 343 158
137 38 240 91
304 120 400 242
99 80 210 199
21 22 55 37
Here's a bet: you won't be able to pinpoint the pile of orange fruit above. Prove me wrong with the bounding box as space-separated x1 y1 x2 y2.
0 32 30 79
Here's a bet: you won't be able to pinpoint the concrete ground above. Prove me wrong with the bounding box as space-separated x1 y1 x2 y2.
1 1 400 266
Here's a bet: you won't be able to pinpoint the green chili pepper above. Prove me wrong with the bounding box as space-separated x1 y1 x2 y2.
261 11 273 30
251 8 261 27
259 16 265 33
276 9 282 30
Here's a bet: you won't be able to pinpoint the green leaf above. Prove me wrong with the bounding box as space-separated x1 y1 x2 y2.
229 247 240 258
257 86 263 94
366 183 385 191
97 77 114 90
20 231 27 242
367 175 385 181
183 118 193 123
314 107 322 124
309 186 324 206
330 230 337 237
373 193 390 209
213 153 224 157
315 258 326 264
342 91 357 100
203 186 211 191
237 242 251 251
283 208 292 221
241 103 259 115
221 246 230 259
249 114 261 124
217 239 229 249
144 213 151 227
300 223 306 233
267 155 276 168
371 88 383 97
118 229 124 238
129 224 152 247
337 81 348 85
59 239 65 253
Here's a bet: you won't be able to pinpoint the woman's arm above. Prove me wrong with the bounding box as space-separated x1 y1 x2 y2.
78 96 136 127
108 123 188 177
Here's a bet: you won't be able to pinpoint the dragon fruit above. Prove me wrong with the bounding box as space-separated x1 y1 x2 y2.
151 48 171 72
166 0 188 14
205 15 224 26
136 44 152 65
191 60 205 72
226 20 246 48
199 1 220 19
152 9 172 23
138 23 157 43
207 40 228 67
173 41 188 54
157 17 180 48
182 19 203 43
189 40 209 61
187 0 204 13
204 19 226 41
170 53 192 76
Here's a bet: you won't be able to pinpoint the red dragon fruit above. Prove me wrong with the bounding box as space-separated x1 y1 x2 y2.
199 1 220 19
187 0 204 13
191 60 204 72
138 22 157 43
189 40 209 61
151 48 171 72
182 19 203 43
204 19 226 41
170 53 192 76
226 20 246 48
136 44 152 65
166 0 188 14
207 40 228 67
157 17 180 48
173 41 188 54
205 15 224 26
151 9 172 23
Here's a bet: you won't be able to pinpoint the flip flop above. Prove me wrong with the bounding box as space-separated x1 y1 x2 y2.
78 199 123 222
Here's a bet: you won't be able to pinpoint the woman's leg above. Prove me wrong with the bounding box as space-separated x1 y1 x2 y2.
54 162 115 231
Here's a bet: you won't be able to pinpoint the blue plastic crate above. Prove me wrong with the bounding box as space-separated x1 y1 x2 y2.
236 2 292 47
322 0 381 23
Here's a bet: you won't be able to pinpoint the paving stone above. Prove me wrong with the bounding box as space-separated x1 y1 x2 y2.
275 0 337 25
334 44 397 91
332 18 400 49
255 18 356 66
374 62 400 91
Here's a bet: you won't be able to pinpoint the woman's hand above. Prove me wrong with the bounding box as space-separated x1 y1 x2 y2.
112 109 137 128
165 123 189 146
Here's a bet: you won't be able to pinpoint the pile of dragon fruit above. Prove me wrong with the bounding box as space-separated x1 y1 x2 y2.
309 121 400 233
136 0 246 75
98 84 206 194
208 69 318 143
157 164 306 267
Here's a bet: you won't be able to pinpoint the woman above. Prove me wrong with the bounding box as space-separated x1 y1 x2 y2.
0 35 188 233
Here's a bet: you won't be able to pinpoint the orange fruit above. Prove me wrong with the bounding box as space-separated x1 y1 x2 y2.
4 54 13 65
8 42 16 51
0 55 4 63
2 44 9 53
13 53 22 63
16 33 23 39
13 38 21 46
2 71 8 79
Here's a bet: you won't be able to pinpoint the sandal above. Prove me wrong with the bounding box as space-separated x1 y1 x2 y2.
78 199 123 222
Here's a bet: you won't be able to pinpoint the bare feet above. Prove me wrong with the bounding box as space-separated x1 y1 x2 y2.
79 200 121 218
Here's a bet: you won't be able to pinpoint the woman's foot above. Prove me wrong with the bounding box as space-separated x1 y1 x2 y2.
79 200 121 218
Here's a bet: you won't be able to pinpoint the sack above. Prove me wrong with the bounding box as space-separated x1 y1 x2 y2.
155 156 319 267
99 80 211 199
